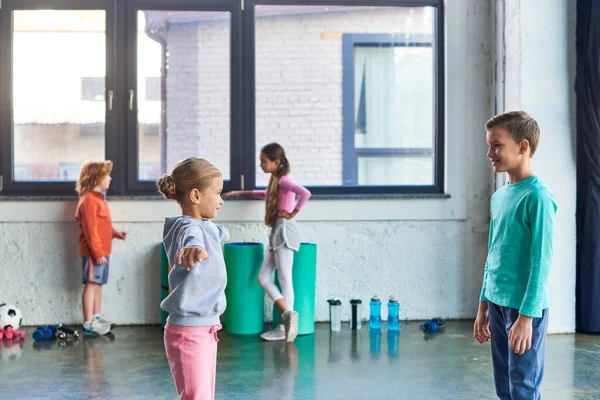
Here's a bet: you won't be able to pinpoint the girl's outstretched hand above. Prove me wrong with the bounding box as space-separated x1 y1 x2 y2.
177 246 208 271
223 191 242 197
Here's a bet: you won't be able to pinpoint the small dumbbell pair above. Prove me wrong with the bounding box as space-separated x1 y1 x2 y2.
0 326 26 340
55 324 80 340
32 324 80 342
421 317 446 333
32 325 57 341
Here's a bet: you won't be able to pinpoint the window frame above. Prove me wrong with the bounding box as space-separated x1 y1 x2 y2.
342 33 438 189
247 0 445 195
125 0 243 193
0 0 117 195
0 0 444 197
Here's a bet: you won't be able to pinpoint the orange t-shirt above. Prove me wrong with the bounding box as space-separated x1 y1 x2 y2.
75 191 117 260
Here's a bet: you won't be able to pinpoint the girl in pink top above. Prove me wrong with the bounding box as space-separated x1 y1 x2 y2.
225 143 311 342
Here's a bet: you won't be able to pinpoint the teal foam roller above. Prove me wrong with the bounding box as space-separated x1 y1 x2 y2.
224 242 265 335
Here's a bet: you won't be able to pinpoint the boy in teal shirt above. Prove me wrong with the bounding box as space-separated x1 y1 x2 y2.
474 111 557 400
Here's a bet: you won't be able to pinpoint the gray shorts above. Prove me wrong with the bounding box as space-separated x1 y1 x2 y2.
82 256 110 285
269 219 301 252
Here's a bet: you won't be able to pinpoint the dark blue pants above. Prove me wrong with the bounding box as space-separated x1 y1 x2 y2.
488 302 549 400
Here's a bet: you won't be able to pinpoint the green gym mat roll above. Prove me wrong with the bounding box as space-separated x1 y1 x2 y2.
223 242 265 335
272 243 317 335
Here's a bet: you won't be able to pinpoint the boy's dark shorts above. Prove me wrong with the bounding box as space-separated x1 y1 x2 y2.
82 255 110 285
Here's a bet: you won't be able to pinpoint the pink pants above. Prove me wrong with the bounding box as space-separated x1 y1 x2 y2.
164 323 222 400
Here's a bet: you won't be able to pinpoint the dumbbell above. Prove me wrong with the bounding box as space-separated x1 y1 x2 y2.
32 324 81 341
421 317 446 333
58 324 80 339
1 327 25 340
32 326 56 341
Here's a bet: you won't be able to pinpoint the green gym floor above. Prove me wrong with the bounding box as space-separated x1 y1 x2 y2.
1 321 599 399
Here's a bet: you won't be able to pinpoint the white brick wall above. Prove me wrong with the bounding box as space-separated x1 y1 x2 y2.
165 7 434 187
165 20 231 179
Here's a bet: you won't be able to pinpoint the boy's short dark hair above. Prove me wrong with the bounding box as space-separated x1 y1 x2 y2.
485 111 540 157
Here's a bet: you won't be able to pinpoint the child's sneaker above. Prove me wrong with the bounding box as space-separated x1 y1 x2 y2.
282 310 299 343
83 319 111 336
260 325 285 341
95 315 113 326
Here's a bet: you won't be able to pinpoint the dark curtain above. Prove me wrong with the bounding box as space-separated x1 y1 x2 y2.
576 0 600 333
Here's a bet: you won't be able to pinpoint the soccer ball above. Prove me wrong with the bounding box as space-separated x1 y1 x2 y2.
0 303 23 331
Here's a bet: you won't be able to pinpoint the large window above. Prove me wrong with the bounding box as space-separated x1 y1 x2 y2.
2 6 111 188
0 0 443 196
253 5 442 193
345 34 435 187
129 8 237 191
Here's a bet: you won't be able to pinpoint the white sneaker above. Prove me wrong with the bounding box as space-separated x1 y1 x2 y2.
260 325 285 341
96 316 113 326
83 319 111 336
283 311 299 343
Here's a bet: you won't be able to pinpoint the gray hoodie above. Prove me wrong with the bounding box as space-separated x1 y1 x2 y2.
160 216 230 326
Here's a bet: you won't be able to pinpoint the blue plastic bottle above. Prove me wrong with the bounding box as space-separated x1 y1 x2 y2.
387 296 400 331
369 296 382 330
387 330 399 358
369 328 381 358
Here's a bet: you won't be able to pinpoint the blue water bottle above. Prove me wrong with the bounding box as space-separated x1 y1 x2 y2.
387 330 399 358
369 328 381 358
369 296 382 330
387 296 400 331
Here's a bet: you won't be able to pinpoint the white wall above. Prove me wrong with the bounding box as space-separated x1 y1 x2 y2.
500 0 577 334
0 0 577 333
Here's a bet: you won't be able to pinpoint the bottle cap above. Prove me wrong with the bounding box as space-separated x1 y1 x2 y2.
389 296 399 303
350 299 362 304
371 295 381 302
327 298 342 306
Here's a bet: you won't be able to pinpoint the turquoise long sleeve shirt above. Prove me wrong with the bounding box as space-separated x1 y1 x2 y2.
480 176 557 318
